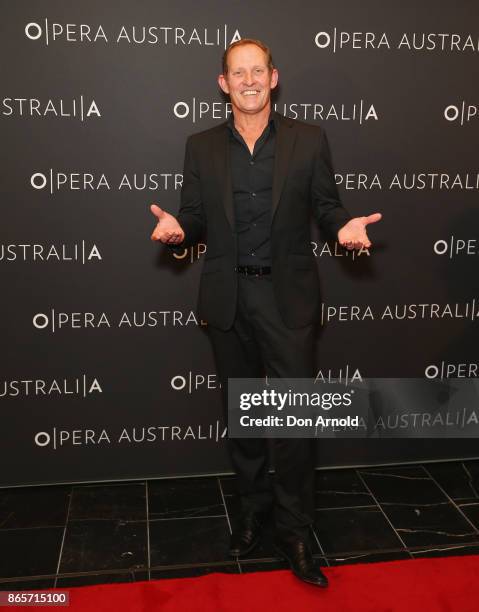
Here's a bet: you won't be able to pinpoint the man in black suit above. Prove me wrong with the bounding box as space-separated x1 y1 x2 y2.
150 39 381 587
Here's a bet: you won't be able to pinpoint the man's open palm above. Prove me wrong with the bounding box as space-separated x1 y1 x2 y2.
337 213 382 250
150 204 185 244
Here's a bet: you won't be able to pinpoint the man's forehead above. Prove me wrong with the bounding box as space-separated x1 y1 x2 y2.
227 45 268 67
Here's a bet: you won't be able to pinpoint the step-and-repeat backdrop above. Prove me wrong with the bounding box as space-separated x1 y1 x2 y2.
1 1 478 487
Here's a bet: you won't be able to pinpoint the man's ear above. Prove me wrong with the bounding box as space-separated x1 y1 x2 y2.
270 68 279 90
218 74 230 95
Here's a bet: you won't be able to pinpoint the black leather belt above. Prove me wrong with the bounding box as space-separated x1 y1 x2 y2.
235 265 271 276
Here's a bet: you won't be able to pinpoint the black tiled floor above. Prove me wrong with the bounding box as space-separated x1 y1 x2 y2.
1 460 479 589
0 578 55 590
148 477 225 519
425 461 479 501
149 516 231 567
456 500 479 530
0 486 71 529
411 543 479 559
240 558 292 573
314 506 405 555
218 476 239 497
381 502 479 548
358 465 449 505
58 519 148 574
315 469 375 509
56 570 149 588
68 484 146 521
0 527 64 579
325 550 411 566
151 563 239 580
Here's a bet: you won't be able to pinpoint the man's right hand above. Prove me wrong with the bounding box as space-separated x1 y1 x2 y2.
150 203 185 244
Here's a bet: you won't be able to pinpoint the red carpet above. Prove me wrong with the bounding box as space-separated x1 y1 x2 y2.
13 554 479 611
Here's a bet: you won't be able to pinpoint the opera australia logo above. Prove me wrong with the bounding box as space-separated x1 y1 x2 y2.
174 99 378 124
433 237 478 258
0 242 101 264
444 102 478 125
425 362 478 379
314 30 479 53
170 372 220 393
321 301 479 325
29 171 182 192
25 21 241 48
173 100 232 122
2 96 100 121
170 243 207 264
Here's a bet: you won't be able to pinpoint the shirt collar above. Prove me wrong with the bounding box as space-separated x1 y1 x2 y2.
227 108 277 133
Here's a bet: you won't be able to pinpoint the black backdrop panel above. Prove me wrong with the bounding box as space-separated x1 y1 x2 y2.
1 1 478 487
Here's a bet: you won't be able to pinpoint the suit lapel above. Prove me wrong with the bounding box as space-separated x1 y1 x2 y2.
272 112 296 224
213 124 235 231
214 112 297 231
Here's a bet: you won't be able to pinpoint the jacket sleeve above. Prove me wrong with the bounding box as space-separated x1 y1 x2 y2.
311 127 352 239
168 135 206 252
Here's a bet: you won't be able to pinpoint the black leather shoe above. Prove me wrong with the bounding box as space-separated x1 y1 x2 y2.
275 537 329 587
229 512 265 557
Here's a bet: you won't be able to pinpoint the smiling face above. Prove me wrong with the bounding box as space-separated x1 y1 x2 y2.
218 43 278 117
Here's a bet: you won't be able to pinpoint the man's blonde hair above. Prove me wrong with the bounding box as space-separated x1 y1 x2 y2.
222 38 274 75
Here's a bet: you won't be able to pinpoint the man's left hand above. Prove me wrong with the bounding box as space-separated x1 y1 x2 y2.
337 213 382 250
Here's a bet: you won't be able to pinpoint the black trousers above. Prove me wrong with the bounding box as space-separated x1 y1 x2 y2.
206 273 317 544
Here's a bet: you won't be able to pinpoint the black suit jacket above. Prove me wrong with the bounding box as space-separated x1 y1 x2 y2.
173 111 352 330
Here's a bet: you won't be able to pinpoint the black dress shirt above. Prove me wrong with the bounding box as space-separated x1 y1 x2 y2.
227 111 278 266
